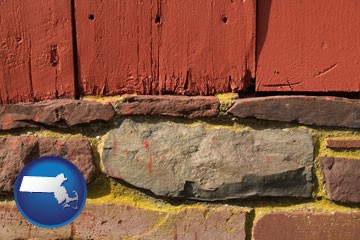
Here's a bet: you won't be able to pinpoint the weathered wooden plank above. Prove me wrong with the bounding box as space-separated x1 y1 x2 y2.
75 0 255 96
0 0 75 103
75 0 155 96
257 0 360 92
159 0 256 95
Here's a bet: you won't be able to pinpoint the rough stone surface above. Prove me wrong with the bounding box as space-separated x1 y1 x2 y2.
73 204 246 240
327 139 360 149
0 136 98 192
0 99 115 130
253 212 360 240
113 95 220 118
102 119 313 200
0 203 71 239
320 157 360 203
228 96 360 129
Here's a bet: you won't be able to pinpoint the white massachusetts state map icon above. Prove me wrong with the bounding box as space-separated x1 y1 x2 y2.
14 156 87 228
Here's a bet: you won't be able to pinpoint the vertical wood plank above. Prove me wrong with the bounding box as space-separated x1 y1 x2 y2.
75 0 255 96
257 0 360 92
0 0 75 103
159 0 256 95
75 0 155 96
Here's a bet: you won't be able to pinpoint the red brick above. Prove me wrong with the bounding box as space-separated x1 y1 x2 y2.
253 212 360 240
72 204 166 239
0 203 30 239
113 95 219 118
0 136 98 192
320 157 360 203
147 207 246 240
0 203 246 239
0 203 71 239
327 140 360 149
72 204 247 240
228 96 360 129
257 0 360 92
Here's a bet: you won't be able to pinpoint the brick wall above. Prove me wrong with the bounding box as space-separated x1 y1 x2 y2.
0 95 359 239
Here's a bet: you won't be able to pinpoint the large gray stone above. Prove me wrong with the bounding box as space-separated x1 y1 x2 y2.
102 119 313 200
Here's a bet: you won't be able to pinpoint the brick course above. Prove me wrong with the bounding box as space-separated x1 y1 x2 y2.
0 136 98 192
327 139 360 149
112 95 220 118
253 212 360 240
228 96 360 128
0 99 115 130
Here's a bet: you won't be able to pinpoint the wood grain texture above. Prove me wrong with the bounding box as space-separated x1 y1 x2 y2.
158 0 256 95
75 0 256 96
75 0 155 96
0 0 75 103
257 0 360 92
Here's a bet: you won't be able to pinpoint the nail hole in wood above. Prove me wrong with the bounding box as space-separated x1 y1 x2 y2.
222 17 228 23
155 15 161 24
89 14 95 20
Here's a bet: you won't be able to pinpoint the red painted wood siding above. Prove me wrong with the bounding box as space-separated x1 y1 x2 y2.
74 0 155 95
0 0 359 104
158 0 256 95
75 0 256 96
257 0 360 92
0 0 75 104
